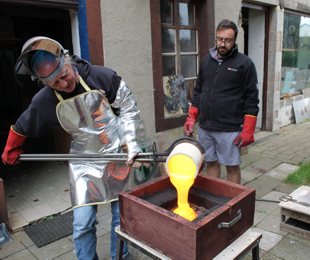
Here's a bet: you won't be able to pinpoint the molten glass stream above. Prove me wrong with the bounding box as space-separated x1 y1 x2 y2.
168 154 196 221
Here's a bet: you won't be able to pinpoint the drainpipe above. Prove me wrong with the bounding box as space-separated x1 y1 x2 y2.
76 0 90 61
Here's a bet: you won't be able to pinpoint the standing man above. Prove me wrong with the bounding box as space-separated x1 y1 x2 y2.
2 36 149 260
184 19 259 184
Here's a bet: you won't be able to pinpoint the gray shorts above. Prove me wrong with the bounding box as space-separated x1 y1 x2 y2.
198 128 242 166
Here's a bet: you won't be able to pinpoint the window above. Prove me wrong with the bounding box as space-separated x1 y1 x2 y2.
281 12 310 96
150 0 214 132
161 1 198 118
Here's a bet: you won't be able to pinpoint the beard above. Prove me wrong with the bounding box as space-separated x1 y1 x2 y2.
216 45 233 57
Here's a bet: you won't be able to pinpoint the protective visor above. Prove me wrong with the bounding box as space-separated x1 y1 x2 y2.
15 37 67 87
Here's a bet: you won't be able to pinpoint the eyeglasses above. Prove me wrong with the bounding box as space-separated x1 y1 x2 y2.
216 37 234 46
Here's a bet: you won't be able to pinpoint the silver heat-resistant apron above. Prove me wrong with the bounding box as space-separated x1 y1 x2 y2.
55 76 134 208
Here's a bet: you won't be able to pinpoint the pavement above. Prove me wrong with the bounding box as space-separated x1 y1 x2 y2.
2 121 310 259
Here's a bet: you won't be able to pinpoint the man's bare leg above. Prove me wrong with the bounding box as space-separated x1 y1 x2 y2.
226 165 241 184
207 161 221 178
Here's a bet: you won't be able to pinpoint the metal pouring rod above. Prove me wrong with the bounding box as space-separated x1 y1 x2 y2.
20 153 156 158
19 154 166 162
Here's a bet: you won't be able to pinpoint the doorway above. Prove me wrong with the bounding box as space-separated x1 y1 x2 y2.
0 3 73 154
242 4 269 131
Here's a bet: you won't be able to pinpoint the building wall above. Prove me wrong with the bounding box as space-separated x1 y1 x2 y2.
99 0 249 152
215 0 244 52
266 0 310 130
266 5 283 130
99 0 310 150
100 0 178 152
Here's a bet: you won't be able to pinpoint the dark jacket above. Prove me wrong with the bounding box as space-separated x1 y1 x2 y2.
191 45 259 132
14 56 121 137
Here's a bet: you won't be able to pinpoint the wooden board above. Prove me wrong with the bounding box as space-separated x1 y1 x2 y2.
279 186 310 215
119 174 255 260
281 207 310 224
280 217 310 240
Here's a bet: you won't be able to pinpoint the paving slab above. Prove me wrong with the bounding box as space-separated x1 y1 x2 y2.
18 207 44 224
250 227 283 251
255 200 279 215
1 249 37 260
220 164 227 179
270 236 310 260
275 163 300 174
241 169 259 183
241 177 249 185
243 162 272 175
53 249 78 260
261 150 282 157
97 203 111 216
96 232 111 260
253 131 277 141
255 191 284 214
8 212 29 232
33 202 59 217
273 182 298 195
256 214 288 236
27 237 75 259
62 193 72 204
270 207 281 217
278 150 299 156
255 158 282 168
245 175 282 198
265 168 292 181
96 215 111 238
13 230 35 248
286 233 310 244
241 151 264 166
253 210 268 226
47 198 71 213
261 191 285 201
0 234 26 259
97 212 112 233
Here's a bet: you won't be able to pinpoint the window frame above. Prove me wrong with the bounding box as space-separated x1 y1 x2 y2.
150 0 215 132
280 9 310 98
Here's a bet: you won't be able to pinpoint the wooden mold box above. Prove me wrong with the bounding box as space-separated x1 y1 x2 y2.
119 174 255 260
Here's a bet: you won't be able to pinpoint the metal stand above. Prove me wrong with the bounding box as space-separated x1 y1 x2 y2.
115 226 262 260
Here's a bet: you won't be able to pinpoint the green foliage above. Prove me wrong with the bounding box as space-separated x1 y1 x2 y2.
42 215 54 221
282 50 299 67
284 161 310 186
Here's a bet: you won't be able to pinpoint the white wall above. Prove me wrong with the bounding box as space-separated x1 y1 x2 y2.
214 0 244 52
69 11 81 56
100 0 158 146
248 9 265 129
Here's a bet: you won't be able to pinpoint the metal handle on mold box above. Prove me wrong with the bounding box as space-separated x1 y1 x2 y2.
218 209 242 229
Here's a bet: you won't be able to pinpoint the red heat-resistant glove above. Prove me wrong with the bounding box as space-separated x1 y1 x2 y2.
1 126 27 165
184 106 199 137
234 115 257 148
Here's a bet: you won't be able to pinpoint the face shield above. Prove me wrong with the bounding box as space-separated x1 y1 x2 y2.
14 36 68 87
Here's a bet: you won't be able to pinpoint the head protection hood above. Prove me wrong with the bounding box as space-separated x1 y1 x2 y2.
15 36 68 87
